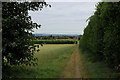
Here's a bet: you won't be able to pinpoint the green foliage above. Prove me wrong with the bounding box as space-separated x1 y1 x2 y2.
79 49 118 78
2 2 49 66
33 39 77 44
80 2 120 71
35 35 78 40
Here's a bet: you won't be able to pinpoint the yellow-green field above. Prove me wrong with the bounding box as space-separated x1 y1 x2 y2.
3 44 76 78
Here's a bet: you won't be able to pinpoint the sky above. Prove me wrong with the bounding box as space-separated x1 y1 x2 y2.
29 1 100 35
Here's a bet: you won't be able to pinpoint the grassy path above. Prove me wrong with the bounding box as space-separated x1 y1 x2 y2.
62 45 86 78
61 45 117 78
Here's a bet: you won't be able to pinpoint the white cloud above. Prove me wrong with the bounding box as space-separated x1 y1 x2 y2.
29 2 97 34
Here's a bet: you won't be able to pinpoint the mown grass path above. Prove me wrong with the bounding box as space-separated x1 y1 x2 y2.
62 45 87 78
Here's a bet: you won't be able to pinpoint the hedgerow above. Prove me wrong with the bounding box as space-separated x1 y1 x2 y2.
33 39 77 44
80 2 120 71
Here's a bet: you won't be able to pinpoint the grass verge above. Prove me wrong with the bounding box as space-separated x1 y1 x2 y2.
79 48 119 78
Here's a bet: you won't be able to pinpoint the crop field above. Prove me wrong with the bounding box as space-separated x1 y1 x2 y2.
3 44 76 78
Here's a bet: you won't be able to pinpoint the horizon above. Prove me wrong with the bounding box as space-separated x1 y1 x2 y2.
32 33 80 36
32 32 80 35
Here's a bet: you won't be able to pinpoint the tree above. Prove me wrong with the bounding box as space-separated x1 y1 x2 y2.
2 1 50 66
80 2 120 71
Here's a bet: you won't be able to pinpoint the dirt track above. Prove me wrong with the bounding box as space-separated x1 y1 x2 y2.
61 45 87 78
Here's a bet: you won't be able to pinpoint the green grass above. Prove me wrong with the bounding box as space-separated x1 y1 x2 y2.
79 49 118 78
3 44 76 78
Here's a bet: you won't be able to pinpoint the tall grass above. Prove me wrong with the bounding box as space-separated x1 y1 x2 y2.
79 48 118 78
3 44 76 78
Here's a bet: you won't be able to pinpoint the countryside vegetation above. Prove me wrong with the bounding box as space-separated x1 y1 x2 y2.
80 2 120 71
2 0 120 79
34 35 78 44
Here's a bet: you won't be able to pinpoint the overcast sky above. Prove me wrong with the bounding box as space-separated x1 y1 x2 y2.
29 2 99 35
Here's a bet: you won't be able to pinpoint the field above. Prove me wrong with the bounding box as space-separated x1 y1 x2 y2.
3 44 119 78
3 44 76 78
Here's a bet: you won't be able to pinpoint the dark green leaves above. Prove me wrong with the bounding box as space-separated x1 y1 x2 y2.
2 2 48 66
80 2 120 71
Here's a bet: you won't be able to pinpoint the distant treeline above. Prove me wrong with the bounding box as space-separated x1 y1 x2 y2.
35 35 78 40
80 2 120 71
34 35 79 44
33 39 78 44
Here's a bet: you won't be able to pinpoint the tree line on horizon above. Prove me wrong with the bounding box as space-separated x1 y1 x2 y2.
80 2 120 71
35 35 78 40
